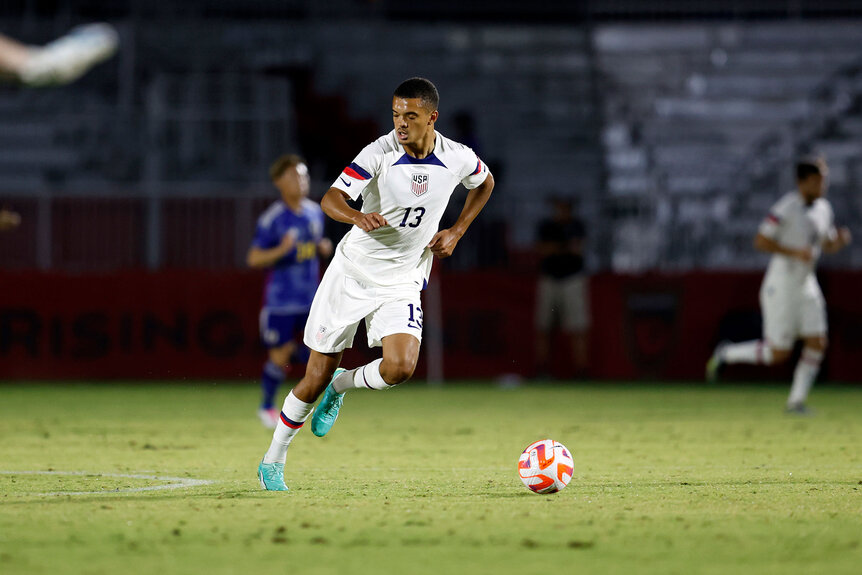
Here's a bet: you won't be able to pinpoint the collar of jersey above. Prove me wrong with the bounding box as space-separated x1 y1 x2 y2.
392 132 446 168
392 152 447 168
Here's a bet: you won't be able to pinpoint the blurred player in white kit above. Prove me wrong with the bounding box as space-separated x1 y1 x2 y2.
707 158 851 413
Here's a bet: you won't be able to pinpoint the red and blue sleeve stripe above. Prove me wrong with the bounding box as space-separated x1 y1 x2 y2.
470 160 483 176
765 213 780 224
343 162 372 180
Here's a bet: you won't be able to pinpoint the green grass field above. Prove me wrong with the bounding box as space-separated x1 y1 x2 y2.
1 381 860 575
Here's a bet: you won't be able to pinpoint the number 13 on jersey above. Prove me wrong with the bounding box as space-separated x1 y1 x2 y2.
399 206 426 228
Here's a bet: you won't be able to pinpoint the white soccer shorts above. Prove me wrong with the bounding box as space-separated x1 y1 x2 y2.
759 275 827 350
303 253 423 353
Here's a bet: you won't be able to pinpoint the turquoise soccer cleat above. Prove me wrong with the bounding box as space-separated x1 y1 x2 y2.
310 368 347 437
257 460 288 491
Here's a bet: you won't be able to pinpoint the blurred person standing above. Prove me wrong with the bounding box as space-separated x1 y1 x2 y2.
706 158 851 413
247 155 333 428
534 197 590 378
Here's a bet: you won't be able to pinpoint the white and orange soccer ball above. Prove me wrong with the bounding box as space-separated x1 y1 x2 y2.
517 439 574 494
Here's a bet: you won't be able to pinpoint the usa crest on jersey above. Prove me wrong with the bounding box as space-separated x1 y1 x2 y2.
411 173 429 197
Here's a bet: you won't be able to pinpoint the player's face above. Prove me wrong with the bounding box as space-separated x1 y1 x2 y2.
799 173 826 203
392 97 437 146
275 163 309 205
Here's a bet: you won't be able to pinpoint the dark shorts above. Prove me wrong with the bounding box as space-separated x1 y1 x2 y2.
259 308 310 358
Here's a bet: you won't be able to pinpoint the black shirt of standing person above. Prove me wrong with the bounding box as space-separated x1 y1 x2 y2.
537 218 585 279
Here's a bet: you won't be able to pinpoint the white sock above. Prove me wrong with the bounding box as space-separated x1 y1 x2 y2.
262 391 314 464
332 358 390 393
721 340 774 365
787 348 823 406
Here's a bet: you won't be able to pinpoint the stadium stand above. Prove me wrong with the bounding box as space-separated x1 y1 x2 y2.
597 21 862 270
0 19 602 271
2 10 862 272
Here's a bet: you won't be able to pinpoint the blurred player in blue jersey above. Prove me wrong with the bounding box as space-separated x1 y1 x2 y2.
247 154 332 428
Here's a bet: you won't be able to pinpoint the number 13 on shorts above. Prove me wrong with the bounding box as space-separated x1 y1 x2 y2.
407 303 423 329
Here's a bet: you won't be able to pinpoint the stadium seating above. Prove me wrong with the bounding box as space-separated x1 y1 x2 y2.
3 16 862 271
596 21 862 270
0 19 602 270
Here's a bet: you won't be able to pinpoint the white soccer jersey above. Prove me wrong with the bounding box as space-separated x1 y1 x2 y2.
330 129 490 286
758 191 837 286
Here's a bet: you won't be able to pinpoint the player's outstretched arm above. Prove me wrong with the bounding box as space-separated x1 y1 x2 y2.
823 227 852 254
0 25 118 87
429 173 495 258
0 34 32 76
320 187 388 232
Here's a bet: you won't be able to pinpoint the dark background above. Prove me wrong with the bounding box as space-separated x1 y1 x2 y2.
2 0 862 380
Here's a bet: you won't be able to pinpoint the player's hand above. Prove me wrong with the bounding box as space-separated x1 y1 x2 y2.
318 237 334 258
428 229 462 258
793 247 813 263
279 229 298 254
354 212 388 232
0 209 21 231
838 227 852 247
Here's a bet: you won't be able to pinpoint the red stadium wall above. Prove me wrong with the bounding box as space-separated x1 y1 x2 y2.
0 271 264 379
1 270 860 381
589 271 862 382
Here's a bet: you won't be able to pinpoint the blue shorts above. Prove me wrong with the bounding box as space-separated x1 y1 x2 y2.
259 309 310 361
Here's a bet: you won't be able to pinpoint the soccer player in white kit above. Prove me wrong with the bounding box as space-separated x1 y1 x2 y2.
258 78 494 490
706 159 851 413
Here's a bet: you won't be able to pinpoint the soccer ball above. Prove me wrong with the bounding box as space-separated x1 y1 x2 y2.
517 439 574 494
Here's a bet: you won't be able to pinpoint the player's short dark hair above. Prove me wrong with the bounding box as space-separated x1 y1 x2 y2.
393 77 439 111
269 154 305 181
796 158 826 181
